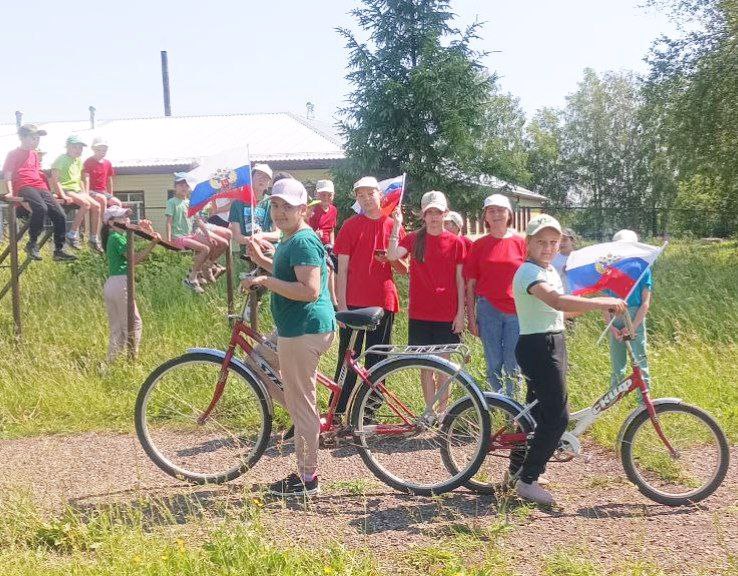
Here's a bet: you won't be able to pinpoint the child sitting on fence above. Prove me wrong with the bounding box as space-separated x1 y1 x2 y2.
101 206 159 362
51 136 103 252
166 173 230 294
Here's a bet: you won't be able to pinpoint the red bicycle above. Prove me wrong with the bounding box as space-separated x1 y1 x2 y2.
440 312 730 506
135 279 491 496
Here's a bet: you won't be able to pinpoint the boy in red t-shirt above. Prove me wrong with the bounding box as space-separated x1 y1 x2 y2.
388 191 466 415
332 176 407 415
308 179 338 246
84 137 122 251
1 124 76 261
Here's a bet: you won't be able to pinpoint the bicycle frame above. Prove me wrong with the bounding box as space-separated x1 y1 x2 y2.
196 289 452 436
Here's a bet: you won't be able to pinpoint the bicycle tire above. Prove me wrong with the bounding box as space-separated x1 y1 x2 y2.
135 352 272 485
441 393 533 494
349 355 490 496
620 402 729 506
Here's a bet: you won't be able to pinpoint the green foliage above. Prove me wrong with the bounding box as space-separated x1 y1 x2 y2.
335 0 529 215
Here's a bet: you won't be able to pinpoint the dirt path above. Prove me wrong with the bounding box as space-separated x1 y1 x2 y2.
1 432 736 575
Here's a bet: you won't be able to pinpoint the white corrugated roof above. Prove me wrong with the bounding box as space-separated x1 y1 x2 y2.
476 174 547 202
0 112 344 169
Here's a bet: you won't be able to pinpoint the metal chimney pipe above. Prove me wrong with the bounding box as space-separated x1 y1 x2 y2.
14 111 22 129
89 105 96 129
161 51 172 117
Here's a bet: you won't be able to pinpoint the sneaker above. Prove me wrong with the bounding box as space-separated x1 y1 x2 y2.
53 249 78 262
183 277 205 294
267 473 319 497
515 479 555 506
25 242 42 261
504 470 549 488
89 239 104 254
66 233 82 250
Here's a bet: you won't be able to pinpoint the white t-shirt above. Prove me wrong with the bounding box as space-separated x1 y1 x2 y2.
513 261 565 335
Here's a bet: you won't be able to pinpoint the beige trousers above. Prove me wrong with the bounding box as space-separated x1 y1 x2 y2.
277 331 335 479
103 275 142 362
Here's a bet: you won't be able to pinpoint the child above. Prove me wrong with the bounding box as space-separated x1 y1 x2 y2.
511 214 626 505
102 206 159 361
605 229 652 390
2 124 76 261
443 211 473 256
84 137 122 252
51 136 102 252
165 173 216 294
308 179 338 247
551 228 576 293
388 191 465 415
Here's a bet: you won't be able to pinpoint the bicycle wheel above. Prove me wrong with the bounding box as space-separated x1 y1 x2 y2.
620 402 729 506
349 356 490 496
441 393 533 494
135 352 272 484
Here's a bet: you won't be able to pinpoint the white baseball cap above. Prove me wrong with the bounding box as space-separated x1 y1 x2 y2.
316 179 335 194
271 178 308 206
483 193 513 212
353 176 379 191
613 229 639 243
444 211 464 230
525 214 562 237
103 205 132 224
91 137 109 148
252 163 273 180
420 191 448 213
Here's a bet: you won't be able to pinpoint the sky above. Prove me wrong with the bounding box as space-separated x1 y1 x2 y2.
1 0 678 126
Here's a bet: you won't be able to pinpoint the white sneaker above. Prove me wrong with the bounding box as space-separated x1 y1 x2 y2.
516 479 555 506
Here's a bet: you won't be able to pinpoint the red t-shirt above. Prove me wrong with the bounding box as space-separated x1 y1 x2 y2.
2 148 48 191
464 233 526 315
334 214 405 312
83 157 115 192
400 230 466 322
308 204 338 245
460 235 473 259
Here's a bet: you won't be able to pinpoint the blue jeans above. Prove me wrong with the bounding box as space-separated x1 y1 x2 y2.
476 297 520 396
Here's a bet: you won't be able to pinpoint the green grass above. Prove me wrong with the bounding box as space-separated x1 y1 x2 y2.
0 240 736 448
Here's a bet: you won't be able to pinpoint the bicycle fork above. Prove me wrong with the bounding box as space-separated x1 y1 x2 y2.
196 343 238 425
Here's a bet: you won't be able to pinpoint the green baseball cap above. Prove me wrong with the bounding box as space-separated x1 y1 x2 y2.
65 135 87 146
525 214 562 237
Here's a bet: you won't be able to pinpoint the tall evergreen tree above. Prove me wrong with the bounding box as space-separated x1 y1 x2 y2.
335 0 528 214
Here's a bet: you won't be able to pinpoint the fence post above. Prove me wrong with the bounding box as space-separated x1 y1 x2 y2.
225 247 234 317
8 205 21 338
126 228 136 360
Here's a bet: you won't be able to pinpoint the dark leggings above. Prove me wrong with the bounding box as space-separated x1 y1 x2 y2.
332 307 395 415
17 187 66 250
510 331 569 483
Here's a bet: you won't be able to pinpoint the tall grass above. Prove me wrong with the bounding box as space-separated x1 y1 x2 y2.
0 241 736 444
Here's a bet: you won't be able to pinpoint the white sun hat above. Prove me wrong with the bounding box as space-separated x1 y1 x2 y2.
271 178 308 206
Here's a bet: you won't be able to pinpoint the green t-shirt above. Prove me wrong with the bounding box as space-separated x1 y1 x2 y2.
165 196 192 238
228 196 273 236
513 261 565 335
270 228 336 338
106 231 128 276
52 154 83 191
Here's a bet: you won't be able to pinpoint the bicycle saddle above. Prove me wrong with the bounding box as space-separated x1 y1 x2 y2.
335 307 384 330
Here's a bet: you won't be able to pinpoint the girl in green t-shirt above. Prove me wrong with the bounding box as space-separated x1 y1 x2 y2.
240 178 336 498
510 214 627 506
101 206 160 362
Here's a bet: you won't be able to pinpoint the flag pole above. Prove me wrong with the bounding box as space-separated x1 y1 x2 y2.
246 145 255 235
399 172 407 207
595 241 668 345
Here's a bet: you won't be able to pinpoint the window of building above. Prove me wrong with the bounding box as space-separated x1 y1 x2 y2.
117 191 145 222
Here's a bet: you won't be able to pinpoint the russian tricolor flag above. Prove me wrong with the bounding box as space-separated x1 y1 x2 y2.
185 148 254 216
353 174 406 216
565 241 663 298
